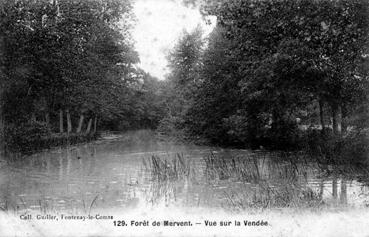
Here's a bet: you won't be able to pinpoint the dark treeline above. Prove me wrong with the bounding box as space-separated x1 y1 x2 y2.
1 0 369 159
159 0 369 160
0 0 164 153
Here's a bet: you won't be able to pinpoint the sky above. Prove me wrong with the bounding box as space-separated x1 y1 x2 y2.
132 0 216 80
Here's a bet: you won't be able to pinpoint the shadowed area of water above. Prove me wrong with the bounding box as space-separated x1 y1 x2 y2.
0 130 368 213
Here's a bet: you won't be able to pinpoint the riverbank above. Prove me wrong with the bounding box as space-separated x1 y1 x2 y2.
158 126 369 166
4 132 99 155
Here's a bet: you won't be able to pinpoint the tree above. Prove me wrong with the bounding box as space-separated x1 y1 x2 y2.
186 26 244 145
0 0 149 152
184 0 369 148
212 0 369 136
158 27 204 136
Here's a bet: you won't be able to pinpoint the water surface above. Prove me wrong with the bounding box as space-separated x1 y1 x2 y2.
1 130 368 213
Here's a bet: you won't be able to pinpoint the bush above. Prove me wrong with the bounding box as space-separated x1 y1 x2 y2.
304 128 369 164
263 119 302 150
5 121 51 153
342 132 369 163
157 116 186 138
222 115 250 145
4 121 99 154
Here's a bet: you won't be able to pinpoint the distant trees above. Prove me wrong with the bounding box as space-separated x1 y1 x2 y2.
157 27 204 136
185 27 243 145
104 68 166 130
132 70 167 129
180 0 369 148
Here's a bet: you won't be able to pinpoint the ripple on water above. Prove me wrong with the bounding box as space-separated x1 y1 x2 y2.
0 131 369 212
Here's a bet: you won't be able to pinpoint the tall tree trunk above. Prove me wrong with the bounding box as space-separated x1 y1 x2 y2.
66 109 72 134
332 178 337 200
31 112 36 122
45 112 50 128
319 100 325 132
340 179 347 205
332 104 342 135
53 0 60 16
93 116 97 134
0 35 4 154
341 106 348 134
0 67 3 154
319 180 324 200
86 118 92 134
0 105 3 156
59 109 64 133
76 114 84 133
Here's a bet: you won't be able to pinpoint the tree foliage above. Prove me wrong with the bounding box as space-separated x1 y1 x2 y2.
182 0 369 148
158 27 204 137
0 0 160 152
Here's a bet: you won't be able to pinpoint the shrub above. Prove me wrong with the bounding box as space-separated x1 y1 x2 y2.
304 128 369 164
157 116 186 138
4 122 99 154
5 121 51 153
222 115 250 145
260 119 302 150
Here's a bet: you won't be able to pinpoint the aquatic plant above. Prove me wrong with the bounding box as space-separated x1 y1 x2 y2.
203 152 329 210
142 153 196 206
144 153 193 182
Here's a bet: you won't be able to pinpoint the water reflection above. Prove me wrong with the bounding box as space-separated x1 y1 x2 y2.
0 130 368 213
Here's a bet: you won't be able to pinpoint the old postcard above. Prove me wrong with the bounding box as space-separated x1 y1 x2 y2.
0 0 368 236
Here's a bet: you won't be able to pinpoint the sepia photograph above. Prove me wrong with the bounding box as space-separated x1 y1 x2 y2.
0 0 368 236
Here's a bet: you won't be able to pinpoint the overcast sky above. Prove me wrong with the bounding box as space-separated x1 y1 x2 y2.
132 0 216 80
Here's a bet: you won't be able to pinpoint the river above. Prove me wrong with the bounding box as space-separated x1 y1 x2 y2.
0 130 369 236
